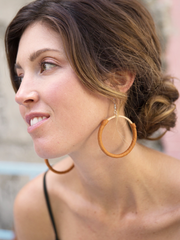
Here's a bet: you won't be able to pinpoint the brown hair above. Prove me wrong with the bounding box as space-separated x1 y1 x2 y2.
5 0 179 139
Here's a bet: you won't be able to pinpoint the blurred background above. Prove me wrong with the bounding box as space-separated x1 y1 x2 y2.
0 0 180 239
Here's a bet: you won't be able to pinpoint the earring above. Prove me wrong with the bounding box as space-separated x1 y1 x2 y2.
44 159 74 174
98 101 137 158
146 130 167 141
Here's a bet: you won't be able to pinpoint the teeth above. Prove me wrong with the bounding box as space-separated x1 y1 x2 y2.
30 117 47 126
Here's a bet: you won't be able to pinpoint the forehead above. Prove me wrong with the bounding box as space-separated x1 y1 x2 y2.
16 22 65 61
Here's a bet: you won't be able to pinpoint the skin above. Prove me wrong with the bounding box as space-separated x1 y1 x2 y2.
14 22 180 240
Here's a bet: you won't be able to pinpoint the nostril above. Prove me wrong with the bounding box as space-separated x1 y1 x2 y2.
15 90 39 106
24 99 34 103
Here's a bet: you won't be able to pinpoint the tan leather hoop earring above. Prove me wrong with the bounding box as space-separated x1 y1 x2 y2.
44 159 74 174
98 115 137 158
146 130 167 141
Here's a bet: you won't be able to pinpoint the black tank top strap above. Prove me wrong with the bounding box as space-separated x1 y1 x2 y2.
43 171 60 240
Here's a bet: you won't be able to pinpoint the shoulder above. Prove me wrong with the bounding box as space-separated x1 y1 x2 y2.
141 146 180 206
156 151 180 185
162 154 180 198
14 156 75 240
14 173 55 240
150 149 180 210
150 149 180 189
137 146 180 233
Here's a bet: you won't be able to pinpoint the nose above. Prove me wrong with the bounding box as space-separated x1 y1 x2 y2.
15 78 39 107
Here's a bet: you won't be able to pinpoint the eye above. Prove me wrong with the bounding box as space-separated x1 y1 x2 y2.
40 62 57 73
14 75 23 91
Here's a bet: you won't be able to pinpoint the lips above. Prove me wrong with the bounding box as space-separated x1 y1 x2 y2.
25 112 50 126
30 116 47 126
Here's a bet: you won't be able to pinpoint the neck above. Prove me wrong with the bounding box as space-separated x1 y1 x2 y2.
69 139 154 215
67 112 160 216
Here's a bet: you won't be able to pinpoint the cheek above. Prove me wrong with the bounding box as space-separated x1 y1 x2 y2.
44 74 81 108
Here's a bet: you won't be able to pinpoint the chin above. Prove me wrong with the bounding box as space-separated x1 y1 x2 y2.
33 142 68 159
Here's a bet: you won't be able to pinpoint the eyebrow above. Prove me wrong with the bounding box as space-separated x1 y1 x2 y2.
29 48 61 61
14 48 62 72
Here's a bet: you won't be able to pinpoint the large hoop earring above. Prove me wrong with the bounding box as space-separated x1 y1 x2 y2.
44 159 74 174
146 130 167 141
98 115 137 158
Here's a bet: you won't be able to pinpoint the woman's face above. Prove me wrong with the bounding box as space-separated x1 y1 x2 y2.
15 22 110 158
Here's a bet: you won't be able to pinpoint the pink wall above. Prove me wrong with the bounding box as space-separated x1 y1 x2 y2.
162 0 180 159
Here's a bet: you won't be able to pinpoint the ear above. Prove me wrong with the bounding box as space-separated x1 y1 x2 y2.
105 71 135 93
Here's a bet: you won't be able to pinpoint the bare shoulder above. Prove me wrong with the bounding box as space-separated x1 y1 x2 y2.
150 149 180 217
158 151 180 187
14 173 54 240
135 147 180 235
14 156 75 240
151 149 180 192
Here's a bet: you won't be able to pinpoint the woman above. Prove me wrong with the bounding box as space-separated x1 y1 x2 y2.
5 0 180 239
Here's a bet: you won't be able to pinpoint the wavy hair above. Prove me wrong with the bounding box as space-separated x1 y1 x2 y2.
5 0 179 139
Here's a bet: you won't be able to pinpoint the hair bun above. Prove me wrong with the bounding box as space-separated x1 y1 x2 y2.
130 75 179 139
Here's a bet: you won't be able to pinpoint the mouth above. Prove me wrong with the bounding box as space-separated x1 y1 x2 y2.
25 112 50 127
30 116 48 126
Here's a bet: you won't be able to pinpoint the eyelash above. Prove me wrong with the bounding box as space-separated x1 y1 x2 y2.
14 75 23 91
40 61 57 73
14 61 57 91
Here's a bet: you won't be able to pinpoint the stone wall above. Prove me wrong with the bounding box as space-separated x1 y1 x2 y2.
0 0 174 233
0 0 42 234
0 0 41 159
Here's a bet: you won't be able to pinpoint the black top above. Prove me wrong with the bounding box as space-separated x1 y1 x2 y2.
43 171 60 240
